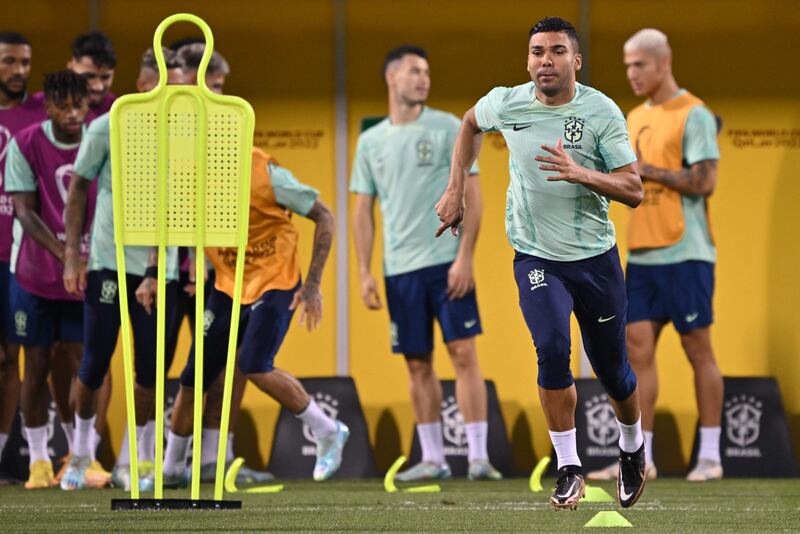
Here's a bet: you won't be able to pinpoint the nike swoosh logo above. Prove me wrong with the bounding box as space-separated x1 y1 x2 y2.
685 313 699 322
512 123 532 131
251 300 265 311
464 319 478 329
597 315 616 323
619 479 634 501
555 480 577 499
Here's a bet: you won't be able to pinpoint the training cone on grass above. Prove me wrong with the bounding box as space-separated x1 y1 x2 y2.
384 456 442 493
584 511 633 528
529 456 551 492
582 485 614 503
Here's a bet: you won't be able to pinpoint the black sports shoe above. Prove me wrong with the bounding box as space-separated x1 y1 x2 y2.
550 465 585 511
617 443 646 508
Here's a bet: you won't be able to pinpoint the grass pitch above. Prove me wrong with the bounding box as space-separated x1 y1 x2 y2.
1 478 798 532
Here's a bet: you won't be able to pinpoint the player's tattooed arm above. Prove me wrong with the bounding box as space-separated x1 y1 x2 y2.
638 159 718 197
290 199 334 330
63 172 90 295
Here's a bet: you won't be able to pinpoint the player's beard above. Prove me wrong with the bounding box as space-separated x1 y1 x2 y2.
0 77 26 100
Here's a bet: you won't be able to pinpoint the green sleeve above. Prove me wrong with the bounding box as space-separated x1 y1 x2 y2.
683 105 720 165
269 162 320 216
73 116 110 182
349 135 376 196
474 87 509 132
3 138 37 192
597 102 637 171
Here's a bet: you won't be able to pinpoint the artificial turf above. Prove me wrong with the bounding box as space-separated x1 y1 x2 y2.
1 478 798 532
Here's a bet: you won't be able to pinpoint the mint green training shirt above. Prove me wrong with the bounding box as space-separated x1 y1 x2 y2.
475 82 637 261
350 107 479 277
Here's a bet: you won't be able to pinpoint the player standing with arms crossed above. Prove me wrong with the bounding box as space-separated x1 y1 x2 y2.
588 29 723 482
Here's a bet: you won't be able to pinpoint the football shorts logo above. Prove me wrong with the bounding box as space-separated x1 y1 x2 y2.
441 395 467 449
725 395 762 448
416 139 433 166
528 269 548 291
564 116 585 144
99 279 118 304
14 311 26 337
203 310 215 335
302 392 339 444
585 394 619 447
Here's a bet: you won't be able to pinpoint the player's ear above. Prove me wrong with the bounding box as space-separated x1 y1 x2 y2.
574 53 582 72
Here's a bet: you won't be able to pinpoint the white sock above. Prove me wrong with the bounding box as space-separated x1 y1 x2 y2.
141 421 156 462
201 428 220 466
0 432 8 458
644 430 654 467
116 426 130 467
226 432 235 462
133 425 146 464
296 399 337 440
465 421 488 462
91 428 101 460
417 422 445 465
74 415 96 458
61 422 74 452
698 426 721 463
25 425 49 463
617 418 644 454
549 428 581 470
163 431 191 476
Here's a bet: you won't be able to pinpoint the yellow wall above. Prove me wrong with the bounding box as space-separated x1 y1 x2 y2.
5 0 799 471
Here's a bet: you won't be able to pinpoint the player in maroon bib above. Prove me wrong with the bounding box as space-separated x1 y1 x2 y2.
0 31 46 479
4 71 100 489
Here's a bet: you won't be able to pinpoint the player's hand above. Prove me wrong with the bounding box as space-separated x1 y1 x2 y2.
536 138 588 184
434 185 465 237
290 282 323 331
360 273 382 310
135 276 158 315
63 252 87 297
447 256 474 300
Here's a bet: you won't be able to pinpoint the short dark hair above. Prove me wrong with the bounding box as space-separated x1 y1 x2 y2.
176 43 229 75
140 47 183 71
168 36 204 51
529 17 580 52
0 32 30 46
383 45 427 75
43 70 88 104
71 31 116 68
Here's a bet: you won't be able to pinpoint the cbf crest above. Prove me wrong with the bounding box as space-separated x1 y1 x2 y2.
99 279 118 304
725 395 762 449
416 139 434 167
441 395 467 455
528 269 547 291
564 116 585 145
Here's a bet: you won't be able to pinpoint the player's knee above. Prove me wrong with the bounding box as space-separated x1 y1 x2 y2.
405 356 433 378
596 362 638 402
446 340 477 372
535 334 573 389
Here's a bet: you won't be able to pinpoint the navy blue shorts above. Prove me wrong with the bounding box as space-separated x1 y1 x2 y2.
9 275 82 347
0 262 14 343
513 246 637 401
78 269 179 390
384 262 482 355
179 280 299 391
626 261 714 334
